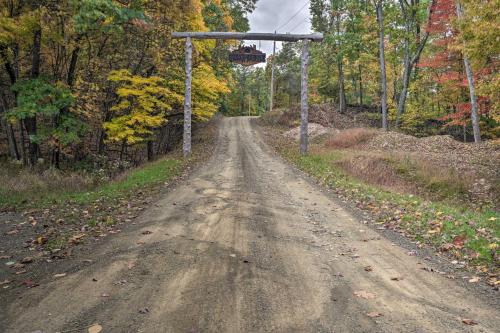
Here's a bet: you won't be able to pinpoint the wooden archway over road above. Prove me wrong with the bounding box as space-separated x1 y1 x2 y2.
172 32 324 157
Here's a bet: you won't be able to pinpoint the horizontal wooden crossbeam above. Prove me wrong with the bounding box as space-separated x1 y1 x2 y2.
172 32 323 42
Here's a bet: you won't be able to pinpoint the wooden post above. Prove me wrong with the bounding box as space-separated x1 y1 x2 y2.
269 32 276 113
300 40 309 155
171 32 324 156
183 37 193 157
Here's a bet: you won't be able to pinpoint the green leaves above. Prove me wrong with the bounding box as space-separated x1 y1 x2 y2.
8 78 86 146
9 78 74 121
71 0 146 34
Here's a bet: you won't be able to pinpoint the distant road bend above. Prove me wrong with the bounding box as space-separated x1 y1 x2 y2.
3 117 499 332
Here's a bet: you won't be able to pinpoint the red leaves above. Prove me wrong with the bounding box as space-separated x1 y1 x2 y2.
452 235 466 249
21 279 39 288
461 318 478 325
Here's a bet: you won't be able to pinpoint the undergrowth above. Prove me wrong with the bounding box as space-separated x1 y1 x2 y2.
0 158 183 209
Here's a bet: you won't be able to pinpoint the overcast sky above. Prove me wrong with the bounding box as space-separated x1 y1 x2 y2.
247 0 312 61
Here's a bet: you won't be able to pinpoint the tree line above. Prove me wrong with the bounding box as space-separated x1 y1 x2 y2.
1 0 497 171
0 0 256 168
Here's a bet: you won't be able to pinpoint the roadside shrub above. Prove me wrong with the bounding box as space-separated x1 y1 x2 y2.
325 128 378 149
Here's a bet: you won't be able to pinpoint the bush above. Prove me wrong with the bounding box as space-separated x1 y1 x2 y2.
325 128 378 149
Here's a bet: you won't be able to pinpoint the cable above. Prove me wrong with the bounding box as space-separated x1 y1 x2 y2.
275 1 310 32
288 18 309 33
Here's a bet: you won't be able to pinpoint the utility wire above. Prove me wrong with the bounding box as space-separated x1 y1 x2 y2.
275 1 310 32
288 18 309 33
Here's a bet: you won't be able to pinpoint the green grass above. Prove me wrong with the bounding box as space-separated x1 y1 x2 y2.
67 157 182 205
280 146 499 267
0 157 183 209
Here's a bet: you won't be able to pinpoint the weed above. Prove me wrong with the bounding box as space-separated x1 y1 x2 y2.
45 236 67 251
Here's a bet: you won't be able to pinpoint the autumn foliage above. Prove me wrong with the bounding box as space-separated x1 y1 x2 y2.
418 0 497 133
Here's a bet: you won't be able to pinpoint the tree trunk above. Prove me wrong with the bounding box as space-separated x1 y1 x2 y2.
376 1 388 130
396 40 411 127
395 0 432 127
0 117 19 160
147 140 154 161
358 62 363 105
19 121 27 165
337 60 347 113
67 45 80 87
26 27 42 166
0 93 20 160
52 43 81 168
456 2 481 143
120 140 127 160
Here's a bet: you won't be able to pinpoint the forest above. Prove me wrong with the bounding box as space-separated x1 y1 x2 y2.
0 0 255 169
0 0 498 170
229 0 498 142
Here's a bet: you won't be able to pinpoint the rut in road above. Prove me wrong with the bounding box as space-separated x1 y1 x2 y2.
2 117 498 333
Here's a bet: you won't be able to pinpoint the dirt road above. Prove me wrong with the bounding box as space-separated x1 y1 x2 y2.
2 117 498 332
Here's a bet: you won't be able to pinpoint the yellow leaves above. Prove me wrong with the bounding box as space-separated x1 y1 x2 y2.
192 64 229 121
427 227 441 235
104 69 178 144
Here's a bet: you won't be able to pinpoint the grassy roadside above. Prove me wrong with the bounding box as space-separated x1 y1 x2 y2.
0 119 218 261
0 116 218 211
0 158 183 210
260 125 499 284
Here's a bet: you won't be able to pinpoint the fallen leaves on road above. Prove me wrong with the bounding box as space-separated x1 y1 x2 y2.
461 318 478 325
21 256 33 264
0 279 11 286
68 233 86 245
364 266 373 272
468 276 480 283
22 279 39 288
367 312 382 318
88 324 103 333
354 290 377 299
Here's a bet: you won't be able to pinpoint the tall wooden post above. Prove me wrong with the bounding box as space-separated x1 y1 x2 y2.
183 37 193 157
300 40 310 155
269 32 276 113
172 32 323 156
